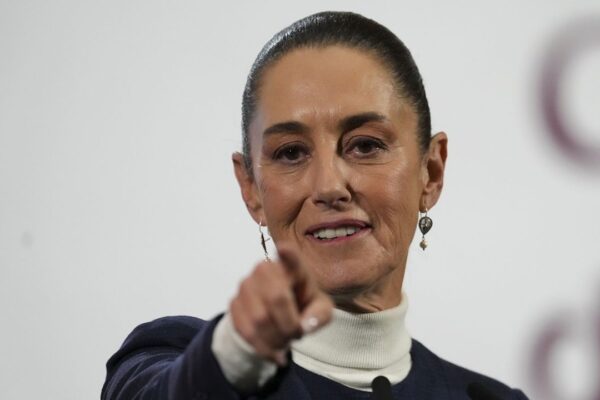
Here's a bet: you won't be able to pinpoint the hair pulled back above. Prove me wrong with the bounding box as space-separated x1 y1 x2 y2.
241 11 431 171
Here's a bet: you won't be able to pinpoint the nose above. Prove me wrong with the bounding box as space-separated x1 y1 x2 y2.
311 155 352 209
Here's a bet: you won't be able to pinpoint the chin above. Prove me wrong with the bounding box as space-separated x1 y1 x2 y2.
311 260 384 296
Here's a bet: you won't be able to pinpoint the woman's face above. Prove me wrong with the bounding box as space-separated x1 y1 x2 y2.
234 46 446 311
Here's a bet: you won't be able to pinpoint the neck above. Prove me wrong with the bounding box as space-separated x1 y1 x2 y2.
332 270 405 313
333 292 402 313
291 293 412 391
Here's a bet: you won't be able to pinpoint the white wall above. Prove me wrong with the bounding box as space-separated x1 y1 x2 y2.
1 1 599 399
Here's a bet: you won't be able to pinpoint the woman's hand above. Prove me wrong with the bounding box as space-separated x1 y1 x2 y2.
229 245 334 366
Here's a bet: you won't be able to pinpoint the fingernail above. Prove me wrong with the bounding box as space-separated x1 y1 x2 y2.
301 316 319 334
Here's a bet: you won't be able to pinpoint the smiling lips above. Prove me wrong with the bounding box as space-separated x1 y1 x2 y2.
306 220 370 241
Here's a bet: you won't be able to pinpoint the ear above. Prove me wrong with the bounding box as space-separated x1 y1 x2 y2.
420 132 448 211
232 152 265 224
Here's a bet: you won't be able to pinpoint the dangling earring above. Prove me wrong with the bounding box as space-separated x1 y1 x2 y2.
418 208 433 250
258 220 271 261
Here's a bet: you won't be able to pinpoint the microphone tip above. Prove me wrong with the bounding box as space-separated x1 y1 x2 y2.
372 375 393 399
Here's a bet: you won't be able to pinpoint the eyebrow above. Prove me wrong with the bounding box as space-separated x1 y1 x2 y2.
263 121 308 137
262 112 389 137
338 112 388 133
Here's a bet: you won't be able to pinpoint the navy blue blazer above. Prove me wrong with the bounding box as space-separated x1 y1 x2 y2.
101 315 529 400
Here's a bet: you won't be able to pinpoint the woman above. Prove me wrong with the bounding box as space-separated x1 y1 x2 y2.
102 12 528 400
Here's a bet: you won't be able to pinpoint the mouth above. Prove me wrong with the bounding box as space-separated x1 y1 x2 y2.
305 220 371 242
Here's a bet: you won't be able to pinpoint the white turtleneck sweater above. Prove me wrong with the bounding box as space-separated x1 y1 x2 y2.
211 295 412 394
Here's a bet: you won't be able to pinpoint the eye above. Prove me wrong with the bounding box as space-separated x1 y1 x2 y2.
346 137 387 157
273 143 309 164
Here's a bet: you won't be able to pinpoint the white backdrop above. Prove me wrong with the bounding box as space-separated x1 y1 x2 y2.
1 1 599 399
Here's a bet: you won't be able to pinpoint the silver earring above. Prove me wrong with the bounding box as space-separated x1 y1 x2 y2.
418 208 433 250
258 220 271 261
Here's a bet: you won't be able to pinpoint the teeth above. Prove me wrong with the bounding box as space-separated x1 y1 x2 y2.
312 226 362 240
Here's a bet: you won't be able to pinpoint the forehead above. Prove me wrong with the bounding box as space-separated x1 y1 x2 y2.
252 46 408 130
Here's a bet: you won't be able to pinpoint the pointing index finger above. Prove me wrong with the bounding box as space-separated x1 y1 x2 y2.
276 245 316 309
276 244 334 335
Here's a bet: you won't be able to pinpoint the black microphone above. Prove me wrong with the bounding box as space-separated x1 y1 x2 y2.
467 382 504 400
371 375 393 400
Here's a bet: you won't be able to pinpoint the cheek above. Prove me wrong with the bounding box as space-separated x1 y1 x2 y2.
258 176 305 240
354 164 420 245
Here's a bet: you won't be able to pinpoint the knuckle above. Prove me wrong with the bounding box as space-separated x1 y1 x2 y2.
255 261 271 275
250 263 270 283
239 279 251 295
239 324 258 343
267 290 290 306
230 299 245 321
253 310 271 328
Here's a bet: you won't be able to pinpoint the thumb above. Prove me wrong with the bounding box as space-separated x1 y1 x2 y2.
299 292 334 335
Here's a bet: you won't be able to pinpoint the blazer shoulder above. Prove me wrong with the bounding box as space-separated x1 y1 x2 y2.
411 339 529 399
106 315 211 371
102 315 234 400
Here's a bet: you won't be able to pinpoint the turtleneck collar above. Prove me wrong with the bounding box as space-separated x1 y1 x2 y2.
291 293 412 391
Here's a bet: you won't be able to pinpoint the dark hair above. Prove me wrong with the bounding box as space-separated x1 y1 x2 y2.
241 11 431 171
